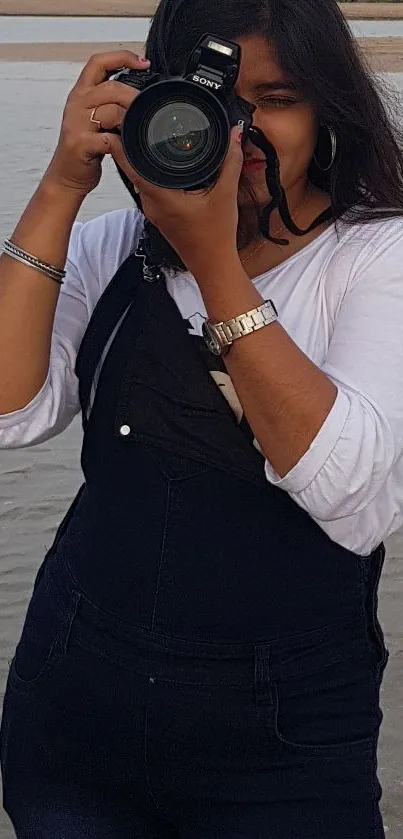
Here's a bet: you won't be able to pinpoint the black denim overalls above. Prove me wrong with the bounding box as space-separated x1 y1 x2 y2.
0 251 389 839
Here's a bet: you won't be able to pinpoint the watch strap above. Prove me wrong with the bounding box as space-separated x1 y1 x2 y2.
212 299 278 347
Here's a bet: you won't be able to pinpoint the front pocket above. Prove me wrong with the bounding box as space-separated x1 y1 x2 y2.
9 559 80 689
272 655 382 757
115 367 265 486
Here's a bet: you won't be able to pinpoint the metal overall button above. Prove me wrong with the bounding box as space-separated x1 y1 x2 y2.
135 241 163 284
143 265 163 284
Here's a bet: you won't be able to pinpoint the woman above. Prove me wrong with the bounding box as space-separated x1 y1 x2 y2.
1 0 402 836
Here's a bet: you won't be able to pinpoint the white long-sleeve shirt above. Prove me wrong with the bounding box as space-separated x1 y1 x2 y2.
1 207 403 557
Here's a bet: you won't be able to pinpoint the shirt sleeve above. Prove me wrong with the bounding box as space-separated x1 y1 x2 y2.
0 209 144 450
0 221 91 449
264 221 403 546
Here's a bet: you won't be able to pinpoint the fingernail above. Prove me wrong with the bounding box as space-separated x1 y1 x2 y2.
237 128 244 143
139 57 150 64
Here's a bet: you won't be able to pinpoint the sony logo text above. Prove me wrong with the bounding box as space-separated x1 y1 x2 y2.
192 75 221 90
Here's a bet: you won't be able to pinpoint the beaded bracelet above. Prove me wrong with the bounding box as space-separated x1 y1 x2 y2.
2 239 66 284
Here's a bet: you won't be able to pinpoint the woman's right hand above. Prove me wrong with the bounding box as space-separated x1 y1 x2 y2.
43 50 149 198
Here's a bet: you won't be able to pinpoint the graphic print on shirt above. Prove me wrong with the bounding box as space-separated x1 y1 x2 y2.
185 313 258 448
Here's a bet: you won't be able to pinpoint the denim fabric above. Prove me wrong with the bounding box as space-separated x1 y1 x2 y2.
0 253 389 837
1 549 386 838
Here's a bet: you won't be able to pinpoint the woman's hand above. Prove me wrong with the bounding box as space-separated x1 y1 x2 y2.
42 50 150 198
109 126 244 278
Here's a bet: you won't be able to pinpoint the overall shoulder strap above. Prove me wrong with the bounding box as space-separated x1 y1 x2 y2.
75 252 144 420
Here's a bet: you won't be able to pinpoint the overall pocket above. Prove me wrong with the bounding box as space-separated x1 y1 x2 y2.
272 652 382 758
9 555 81 690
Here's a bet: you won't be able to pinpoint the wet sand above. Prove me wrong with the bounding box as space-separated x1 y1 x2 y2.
0 0 158 15
2 2 403 20
0 37 402 72
0 41 145 62
361 36 403 71
343 2 403 18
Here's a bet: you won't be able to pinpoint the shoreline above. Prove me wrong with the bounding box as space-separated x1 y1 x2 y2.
0 41 144 62
1 3 403 20
342 3 403 18
0 1 157 15
1 38 403 72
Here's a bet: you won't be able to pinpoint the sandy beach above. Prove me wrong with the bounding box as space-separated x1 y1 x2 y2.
2 1 403 18
0 37 401 72
0 0 158 15
343 3 403 18
0 41 145 63
1 3 403 69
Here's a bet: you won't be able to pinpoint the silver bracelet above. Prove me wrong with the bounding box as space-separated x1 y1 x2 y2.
2 239 66 284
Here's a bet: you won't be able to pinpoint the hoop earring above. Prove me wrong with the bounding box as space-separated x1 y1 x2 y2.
314 126 337 172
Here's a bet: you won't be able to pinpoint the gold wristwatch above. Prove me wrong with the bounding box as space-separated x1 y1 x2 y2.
202 300 278 357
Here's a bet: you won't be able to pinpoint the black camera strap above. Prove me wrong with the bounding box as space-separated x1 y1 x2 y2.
115 126 333 263
248 127 333 245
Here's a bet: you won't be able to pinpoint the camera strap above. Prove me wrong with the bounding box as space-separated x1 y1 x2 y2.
248 127 333 245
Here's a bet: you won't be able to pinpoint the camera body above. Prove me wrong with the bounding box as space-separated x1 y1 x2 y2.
114 34 255 190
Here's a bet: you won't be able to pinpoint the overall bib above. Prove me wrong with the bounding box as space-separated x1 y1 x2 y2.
1 251 389 839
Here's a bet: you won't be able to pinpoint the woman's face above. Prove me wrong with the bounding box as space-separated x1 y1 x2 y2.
235 34 318 207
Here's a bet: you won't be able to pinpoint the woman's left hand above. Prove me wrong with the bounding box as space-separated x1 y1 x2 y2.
109 126 244 277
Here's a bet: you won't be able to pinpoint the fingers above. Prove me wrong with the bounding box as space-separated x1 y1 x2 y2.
65 69 143 139
106 133 136 178
82 79 139 111
89 104 127 131
229 125 245 160
221 126 244 180
74 50 149 90
106 133 150 195
77 131 117 161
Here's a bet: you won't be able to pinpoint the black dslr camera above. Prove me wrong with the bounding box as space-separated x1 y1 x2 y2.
114 34 256 190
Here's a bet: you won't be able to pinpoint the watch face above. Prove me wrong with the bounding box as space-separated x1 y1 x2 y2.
202 321 222 356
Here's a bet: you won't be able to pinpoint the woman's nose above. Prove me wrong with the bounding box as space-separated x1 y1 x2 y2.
249 107 266 133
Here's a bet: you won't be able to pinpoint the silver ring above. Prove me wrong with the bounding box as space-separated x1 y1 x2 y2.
90 107 102 129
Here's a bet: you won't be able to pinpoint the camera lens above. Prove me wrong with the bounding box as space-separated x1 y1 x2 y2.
121 79 231 189
145 102 215 171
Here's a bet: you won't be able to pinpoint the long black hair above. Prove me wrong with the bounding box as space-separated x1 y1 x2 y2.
129 0 403 268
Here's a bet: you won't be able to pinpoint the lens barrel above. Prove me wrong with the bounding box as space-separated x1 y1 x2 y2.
121 79 231 190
